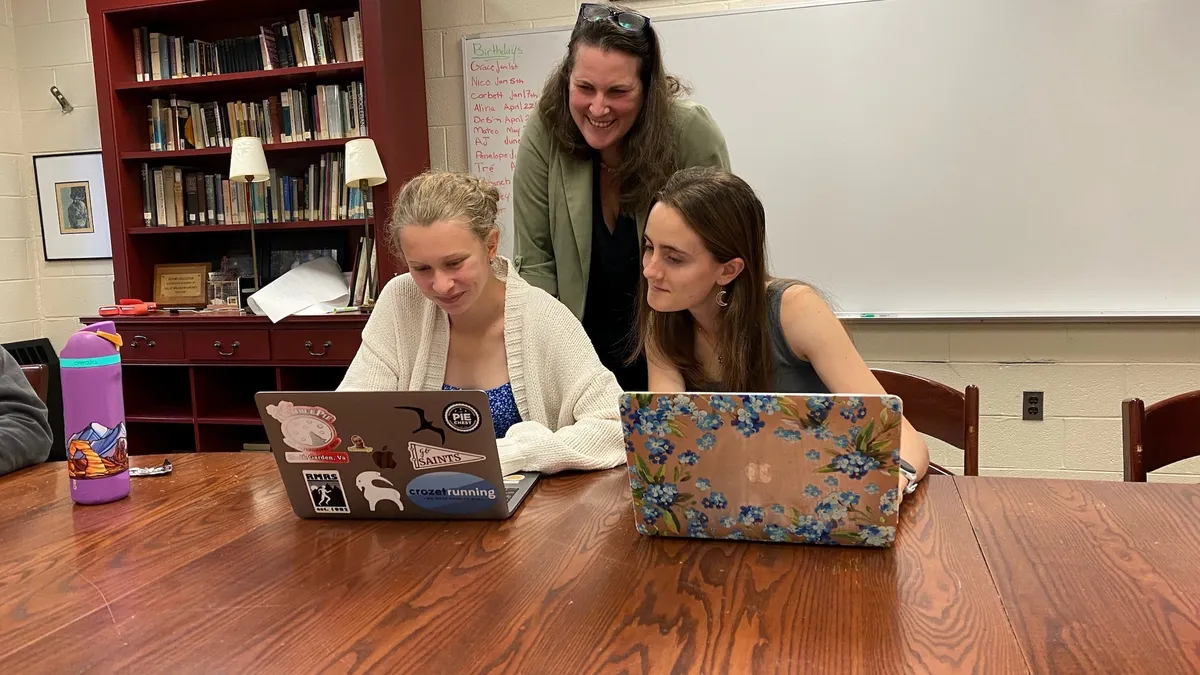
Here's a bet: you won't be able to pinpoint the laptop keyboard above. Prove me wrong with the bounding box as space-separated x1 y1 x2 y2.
505 486 518 501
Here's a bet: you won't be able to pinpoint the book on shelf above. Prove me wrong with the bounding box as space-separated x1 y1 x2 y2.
139 151 372 227
132 10 364 82
146 82 366 151
347 234 378 306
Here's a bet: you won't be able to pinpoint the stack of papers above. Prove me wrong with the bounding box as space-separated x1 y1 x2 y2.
247 256 350 322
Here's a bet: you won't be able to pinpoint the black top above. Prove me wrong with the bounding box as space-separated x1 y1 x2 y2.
581 157 647 390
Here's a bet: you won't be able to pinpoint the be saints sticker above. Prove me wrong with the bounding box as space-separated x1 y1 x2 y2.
408 441 486 471
443 401 481 434
303 470 350 514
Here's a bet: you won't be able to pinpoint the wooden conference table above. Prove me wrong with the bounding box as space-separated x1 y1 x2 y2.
1 454 1198 674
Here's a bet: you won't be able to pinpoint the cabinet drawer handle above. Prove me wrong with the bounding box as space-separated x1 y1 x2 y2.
213 340 240 357
131 335 156 348
305 340 332 357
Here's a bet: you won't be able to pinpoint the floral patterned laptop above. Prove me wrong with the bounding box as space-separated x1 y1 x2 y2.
621 393 903 547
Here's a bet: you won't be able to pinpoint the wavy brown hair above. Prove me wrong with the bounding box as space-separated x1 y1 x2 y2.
633 167 774 392
536 3 689 214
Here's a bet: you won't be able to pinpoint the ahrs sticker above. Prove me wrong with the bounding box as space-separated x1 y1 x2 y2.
303 470 350 514
443 402 481 434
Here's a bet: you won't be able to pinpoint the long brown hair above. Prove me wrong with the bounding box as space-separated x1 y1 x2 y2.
633 166 774 392
536 3 689 214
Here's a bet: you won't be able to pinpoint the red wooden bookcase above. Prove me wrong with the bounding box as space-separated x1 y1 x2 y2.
83 0 428 452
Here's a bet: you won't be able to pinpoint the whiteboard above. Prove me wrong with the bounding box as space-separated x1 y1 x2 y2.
462 0 1200 318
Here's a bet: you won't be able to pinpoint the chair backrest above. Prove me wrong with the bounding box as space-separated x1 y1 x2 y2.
20 364 49 404
870 368 979 476
1122 390 1200 482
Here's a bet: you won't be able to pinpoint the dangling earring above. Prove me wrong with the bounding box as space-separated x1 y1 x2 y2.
715 288 729 307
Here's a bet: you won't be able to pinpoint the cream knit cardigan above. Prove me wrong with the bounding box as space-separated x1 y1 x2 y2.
338 256 627 476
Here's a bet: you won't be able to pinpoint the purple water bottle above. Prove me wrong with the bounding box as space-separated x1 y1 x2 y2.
61 321 130 505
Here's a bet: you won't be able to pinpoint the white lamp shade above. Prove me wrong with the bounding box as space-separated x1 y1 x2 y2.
229 137 270 183
345 138 387 187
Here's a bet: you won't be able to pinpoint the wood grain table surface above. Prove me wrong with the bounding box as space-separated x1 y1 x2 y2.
5 452 1188 674
955 476 1200 675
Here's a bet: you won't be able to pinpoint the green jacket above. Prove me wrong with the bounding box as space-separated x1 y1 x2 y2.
511 99 731 319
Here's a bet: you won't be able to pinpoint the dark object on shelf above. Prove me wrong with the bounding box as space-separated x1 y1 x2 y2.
3 338 66 462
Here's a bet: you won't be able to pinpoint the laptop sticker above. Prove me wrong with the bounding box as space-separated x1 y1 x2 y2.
285 450 350 464
355 471 404 512
442 402 481 434
266 401 342 454
395 406 446 443
408 441 486 471
405 472 499 514
503 474 524 484
347 435 373 452
372 445 397 470
745 463 772 484
303 470 350 514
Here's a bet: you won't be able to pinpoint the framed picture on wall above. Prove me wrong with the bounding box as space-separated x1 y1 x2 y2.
33 151 112 261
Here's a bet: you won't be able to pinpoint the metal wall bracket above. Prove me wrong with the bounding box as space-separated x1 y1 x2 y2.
50 86 73 114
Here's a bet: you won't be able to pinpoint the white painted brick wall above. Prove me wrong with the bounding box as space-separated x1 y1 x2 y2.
5 0 112 350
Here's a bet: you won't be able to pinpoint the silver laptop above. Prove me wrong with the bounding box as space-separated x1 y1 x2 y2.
255 390 538 520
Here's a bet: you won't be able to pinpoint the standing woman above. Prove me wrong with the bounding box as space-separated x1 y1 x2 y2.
513 2 731 390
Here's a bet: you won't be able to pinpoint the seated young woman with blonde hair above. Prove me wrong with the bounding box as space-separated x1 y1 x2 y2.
633 166 930 498
339 170 625 476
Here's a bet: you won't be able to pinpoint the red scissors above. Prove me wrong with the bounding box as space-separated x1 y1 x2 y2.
98 298 158 316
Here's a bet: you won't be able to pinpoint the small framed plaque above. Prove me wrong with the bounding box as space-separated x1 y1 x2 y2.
154 263 211 308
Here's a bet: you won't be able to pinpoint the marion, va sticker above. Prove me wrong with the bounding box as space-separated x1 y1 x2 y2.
408 441 486 471
303 470 350 514
265 401 342 453
406 472 499 514
284 450 349 464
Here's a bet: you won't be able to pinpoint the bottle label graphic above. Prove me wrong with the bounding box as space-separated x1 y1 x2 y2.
67 421 128 480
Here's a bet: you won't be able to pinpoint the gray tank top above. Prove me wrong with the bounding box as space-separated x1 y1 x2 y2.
766 279 829 394
693 280 830 393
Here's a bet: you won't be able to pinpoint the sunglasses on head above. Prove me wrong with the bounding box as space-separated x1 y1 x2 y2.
577 3 650 32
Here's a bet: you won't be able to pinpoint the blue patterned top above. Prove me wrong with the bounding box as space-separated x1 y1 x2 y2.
441 382 522 438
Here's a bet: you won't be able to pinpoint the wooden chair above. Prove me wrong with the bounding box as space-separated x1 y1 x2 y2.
1122 391 1200 482
20 364 49 404
870 368 980 476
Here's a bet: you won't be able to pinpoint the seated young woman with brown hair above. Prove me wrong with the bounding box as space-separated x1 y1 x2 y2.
632 166 930 497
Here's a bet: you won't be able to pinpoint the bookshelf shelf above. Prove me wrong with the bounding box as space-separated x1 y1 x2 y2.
128 219 366 234
113 61 364 93
127 414 195 424
121 138 352 160
87 0 428 453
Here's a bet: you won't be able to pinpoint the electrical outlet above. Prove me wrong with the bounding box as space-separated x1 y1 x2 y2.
1023 391 1044 421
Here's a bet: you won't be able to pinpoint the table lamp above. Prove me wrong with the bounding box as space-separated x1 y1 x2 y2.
345 138 387 305
229 137 270 290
